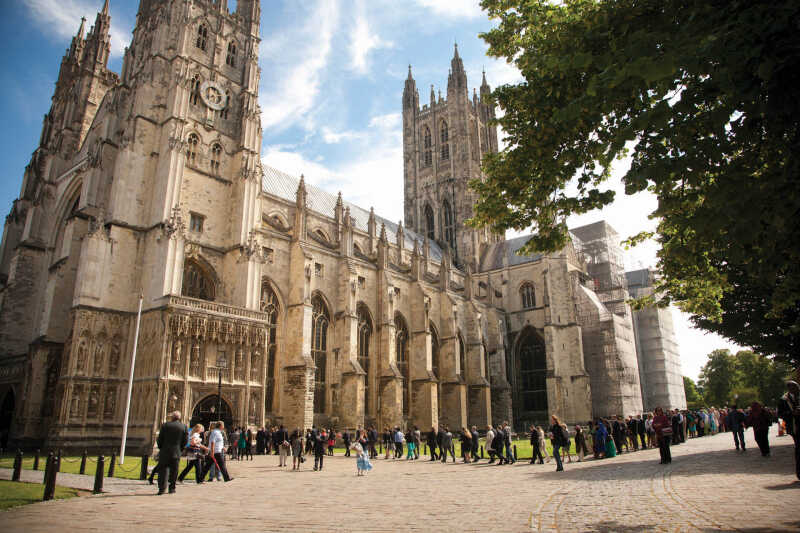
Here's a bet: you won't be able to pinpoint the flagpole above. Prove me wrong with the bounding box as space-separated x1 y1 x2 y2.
120 291 143 464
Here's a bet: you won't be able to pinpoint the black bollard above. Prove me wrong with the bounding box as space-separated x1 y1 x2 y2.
379 443 382 454
424 444 427 455
480 445 484 458
12 449 23 482
33 449 40 471
56 449 62 472
513 444 518 461
79 450 87 475
43 453 57 501
93 455 105 494
139 454 149 481
108 452 116 477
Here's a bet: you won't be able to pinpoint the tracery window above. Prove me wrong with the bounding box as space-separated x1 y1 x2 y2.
518 328 548 414
520 282 535 309
423 126 432 167
440 120 449 160
357 304 372 415
261 282 279 412
220 91 230 119
196 24 208 51
457 333 466 380
311 294 330 414
182 258 215 301
443 199 455 251
225 42 237 67
186 133 199 165
210 143 222 174
395 313 410 417
424 204 435 240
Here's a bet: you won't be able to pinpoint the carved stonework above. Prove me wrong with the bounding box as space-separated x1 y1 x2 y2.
168 383 182 412
104 386 116 418
87 384 100 418
109 339 121 375
70 385 83 419
248 391 258 424
76 338 88 375
235 348 244 381
93 341 105 375
250 351 260 382
190 342 202 378
171 340 183 375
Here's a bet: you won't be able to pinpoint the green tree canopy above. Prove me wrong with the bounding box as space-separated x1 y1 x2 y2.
682 376 704 410
473 0 800 366
697 348 792 407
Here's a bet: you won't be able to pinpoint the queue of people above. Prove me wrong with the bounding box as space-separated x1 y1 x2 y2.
152 380 800 491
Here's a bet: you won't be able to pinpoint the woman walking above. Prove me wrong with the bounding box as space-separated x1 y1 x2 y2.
460 428 472 463
604 419 618 458
746 402 772 457
537 426 550 463
290 428 304 470
353 430 373 475
652 407 672 464
178 424 207 483
549 415 569 472
593 420 607 459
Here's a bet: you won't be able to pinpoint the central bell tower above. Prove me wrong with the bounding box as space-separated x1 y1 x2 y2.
402 45 502 270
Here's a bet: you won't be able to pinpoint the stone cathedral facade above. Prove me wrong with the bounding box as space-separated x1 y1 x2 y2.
0 0 683 452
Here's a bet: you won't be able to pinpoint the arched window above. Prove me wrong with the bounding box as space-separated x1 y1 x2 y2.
186 133 199 165
483 342 490 381
225 42 237 67
440 121 450 160
311 294 330 414
357 304 372 415
182 258 215 301
517 328 548 416
457 333 466 380
261 282 279 413
210 143 222 174
520 282 535 309
196 24 208 51
424 204 435 240
395 313 410 417
422 126 432 167
190 76 201 106
443 199 455 251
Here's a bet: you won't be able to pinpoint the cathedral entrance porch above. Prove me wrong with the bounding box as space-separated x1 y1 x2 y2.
190 394 233 431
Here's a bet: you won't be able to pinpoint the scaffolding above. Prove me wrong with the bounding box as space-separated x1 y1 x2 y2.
569 221 644 417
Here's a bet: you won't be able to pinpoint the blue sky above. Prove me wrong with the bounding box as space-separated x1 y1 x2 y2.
0 0 742 379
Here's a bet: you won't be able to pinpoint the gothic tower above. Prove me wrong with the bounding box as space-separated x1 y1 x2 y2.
402 45 502 271
0 0 266 450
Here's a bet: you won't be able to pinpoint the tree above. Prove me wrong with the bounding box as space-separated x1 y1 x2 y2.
697 348 792 407
682 376 704 410
698 349 738 407
473 0 800 367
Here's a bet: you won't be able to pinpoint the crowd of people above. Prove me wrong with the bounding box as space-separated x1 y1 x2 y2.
151 381 800 493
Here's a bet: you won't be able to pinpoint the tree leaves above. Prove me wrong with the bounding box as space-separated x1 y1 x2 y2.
474 0 800 366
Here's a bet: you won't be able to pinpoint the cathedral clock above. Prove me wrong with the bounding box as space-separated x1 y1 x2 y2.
200 80 227 111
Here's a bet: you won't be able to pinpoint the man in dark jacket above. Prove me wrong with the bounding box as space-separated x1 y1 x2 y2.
427 427 438 460
313 427 327 471
726 406 747 451
440 426 454 463
155 411 188 495
637 415 647 449
778 380 800 480
368 426 378 458
470 426 480 462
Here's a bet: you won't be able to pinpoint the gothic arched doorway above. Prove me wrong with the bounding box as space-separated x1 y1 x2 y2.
190 395 233 431
0 389 15 449
514 327 548 429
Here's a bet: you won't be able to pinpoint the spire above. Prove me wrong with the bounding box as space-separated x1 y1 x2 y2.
296 174 307 208
102 0 109 15
403 63 419 110
448 42 467 94
77 16 87 38
407 64 413 80
430 84 435 106
480 67 492 97
453 42 460 59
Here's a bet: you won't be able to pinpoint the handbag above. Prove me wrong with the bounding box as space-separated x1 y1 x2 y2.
661 426 673 436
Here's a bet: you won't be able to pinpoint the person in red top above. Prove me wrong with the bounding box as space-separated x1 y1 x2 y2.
652 407 672 464
746 402 772 457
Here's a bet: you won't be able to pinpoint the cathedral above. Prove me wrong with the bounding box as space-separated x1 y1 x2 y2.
0 0 684 452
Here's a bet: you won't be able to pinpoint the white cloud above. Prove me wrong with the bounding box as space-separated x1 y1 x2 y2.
22 0 129 57
413 0 483 18
349 1 394 74
259 0 339 131
262 112 404 220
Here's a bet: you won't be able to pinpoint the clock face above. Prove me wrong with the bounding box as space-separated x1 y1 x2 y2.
200 80 227 111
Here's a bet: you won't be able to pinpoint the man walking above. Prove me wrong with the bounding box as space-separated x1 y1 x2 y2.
503 422 515 464
313 427 326 471
726 406 746 451
427 426 438 460
154 411 188 495
275 424 289 466
202 421 233 482
637 414 647 449
778 380 800 480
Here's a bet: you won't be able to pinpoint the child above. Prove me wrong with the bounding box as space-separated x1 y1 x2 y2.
351 440 373 476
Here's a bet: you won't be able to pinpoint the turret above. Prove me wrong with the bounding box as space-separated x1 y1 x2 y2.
403 65 419 111
447 44 467 98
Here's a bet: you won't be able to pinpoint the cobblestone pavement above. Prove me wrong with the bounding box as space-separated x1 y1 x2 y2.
2 427 798 532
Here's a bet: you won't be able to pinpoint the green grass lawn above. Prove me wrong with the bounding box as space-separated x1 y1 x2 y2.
0 480 79 510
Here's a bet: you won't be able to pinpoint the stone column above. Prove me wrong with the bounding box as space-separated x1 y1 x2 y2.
409 287 436 430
